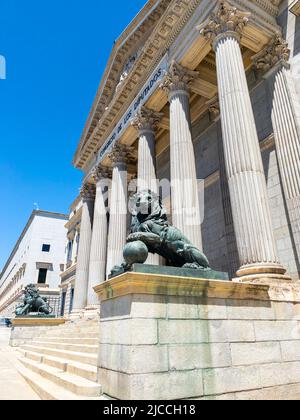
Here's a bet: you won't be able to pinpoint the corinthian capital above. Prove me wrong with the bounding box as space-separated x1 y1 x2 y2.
160 61 199 95
252 35 290 73
80 183 96 201
197 1 250 45
92 164 112 183
108 143 135 166
131 106 163 133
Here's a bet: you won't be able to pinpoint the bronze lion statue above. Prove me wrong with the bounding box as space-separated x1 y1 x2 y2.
15 284 53 317
111 190 210 275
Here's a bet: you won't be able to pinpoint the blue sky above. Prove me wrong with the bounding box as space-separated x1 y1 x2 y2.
0 0 147 269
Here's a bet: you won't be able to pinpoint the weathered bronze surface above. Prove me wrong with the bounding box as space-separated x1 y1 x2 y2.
110 190 228 280
15 284 53 317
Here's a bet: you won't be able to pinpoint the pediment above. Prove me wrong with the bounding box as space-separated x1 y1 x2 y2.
74 0 282 171
77 0 170 163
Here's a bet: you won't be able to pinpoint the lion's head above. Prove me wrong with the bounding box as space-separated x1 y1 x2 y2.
129 190 168 224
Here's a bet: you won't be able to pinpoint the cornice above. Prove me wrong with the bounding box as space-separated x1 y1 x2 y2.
75 0 205 171
74 0 281 172
73 0 169 168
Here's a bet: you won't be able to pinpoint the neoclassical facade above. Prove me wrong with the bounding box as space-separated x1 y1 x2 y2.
59 197 82 317
0 211 68 318
72 0 300 315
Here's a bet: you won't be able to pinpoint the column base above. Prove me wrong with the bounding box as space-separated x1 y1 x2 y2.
236 263 287 278
233 273 293 285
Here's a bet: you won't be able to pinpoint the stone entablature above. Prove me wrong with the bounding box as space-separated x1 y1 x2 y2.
74 0 282 171
74 0 170 169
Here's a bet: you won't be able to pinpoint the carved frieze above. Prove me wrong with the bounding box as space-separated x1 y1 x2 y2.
75 0 282 171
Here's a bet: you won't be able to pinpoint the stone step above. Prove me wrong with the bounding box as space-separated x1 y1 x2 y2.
20 350 98 382
42 333 98 341
18 357 102 398
38 337 98 345
17 363 105 400
43 330 99 338
21 344 98 366
30 341 98 354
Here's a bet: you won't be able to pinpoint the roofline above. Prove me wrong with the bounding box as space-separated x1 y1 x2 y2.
73 0 163 167
69 195 81 212
0 210 68 283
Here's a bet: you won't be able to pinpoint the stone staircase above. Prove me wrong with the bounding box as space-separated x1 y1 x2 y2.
15 319 106 400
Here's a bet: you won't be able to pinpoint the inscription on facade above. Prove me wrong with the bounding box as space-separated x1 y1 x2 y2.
98 55 168 161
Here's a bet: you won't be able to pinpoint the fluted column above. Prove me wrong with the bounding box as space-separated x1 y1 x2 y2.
161 61 203 251
86 165 111 308
132 106 163 265
253 36 300 269
106 144 133 277
132 106 162 194
72 183 95 312
198 2 286 278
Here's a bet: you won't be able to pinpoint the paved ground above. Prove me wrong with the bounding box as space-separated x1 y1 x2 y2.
0 327 40 400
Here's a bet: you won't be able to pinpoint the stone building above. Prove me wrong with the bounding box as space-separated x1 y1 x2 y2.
71 0 300 316
0 211 68 318
14 0 300 400
59 197 82 317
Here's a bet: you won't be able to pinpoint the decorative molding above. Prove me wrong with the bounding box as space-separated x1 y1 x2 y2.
197 1 250 45
131 106 163 133
160 60 199 95
92 164 112 183
74 0 170 161
80 183 96 201
74 0 204 170
108 143 135 166
252 34 290 73
94 271 300 303
74 0 282 171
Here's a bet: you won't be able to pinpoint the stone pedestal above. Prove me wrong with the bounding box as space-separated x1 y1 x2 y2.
94 273 300 400
10 318 65 347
